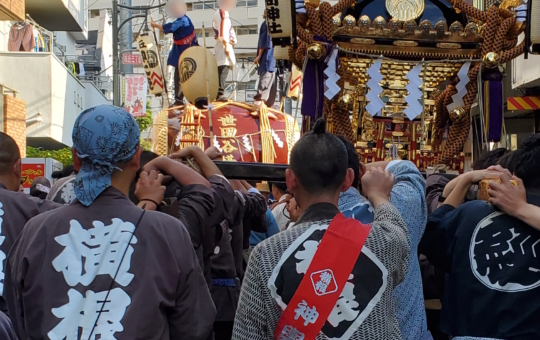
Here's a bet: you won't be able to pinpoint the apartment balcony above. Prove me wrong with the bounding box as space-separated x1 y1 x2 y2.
0 0 24 21
26 0 87 39
0 52 109 147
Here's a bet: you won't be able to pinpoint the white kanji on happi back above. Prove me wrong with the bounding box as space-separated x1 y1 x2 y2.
0 201 5 295
61 182 76 204
52 218 138 287
328 274 360 327
294 240 319 274
48 288 131 340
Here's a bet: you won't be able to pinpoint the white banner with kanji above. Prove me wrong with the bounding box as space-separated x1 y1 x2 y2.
124 74 147 117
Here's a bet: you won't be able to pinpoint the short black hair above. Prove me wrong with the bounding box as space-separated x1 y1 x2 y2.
270 182 287 194
29 177 51 199
472 148 509 170
129 151 159 203
0 132 20 174
512 133 540 194
497 151 516 173
290 119 348 194
337 136 359 189
52 165 75 179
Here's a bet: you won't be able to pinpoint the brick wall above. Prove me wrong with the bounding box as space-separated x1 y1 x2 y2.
4 95 26 158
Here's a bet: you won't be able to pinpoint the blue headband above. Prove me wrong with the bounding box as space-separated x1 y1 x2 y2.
72 105 140 206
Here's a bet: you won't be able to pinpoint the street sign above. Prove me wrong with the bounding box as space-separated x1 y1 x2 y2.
123 52 142 65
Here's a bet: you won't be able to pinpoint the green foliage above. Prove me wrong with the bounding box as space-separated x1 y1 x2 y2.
140 139 152 151
135 111 153 132
26 146 73 166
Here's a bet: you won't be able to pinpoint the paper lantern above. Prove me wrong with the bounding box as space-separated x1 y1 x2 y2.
137 33 165 95
178 46 219 108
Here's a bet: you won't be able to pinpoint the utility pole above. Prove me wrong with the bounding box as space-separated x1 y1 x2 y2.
112 0 120 106
112 1 166 106
119 0 133 75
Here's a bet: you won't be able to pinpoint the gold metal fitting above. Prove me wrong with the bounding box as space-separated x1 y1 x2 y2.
450 107 466 120
483 52 500 68
340 93 353 106
332 14 341 27
343 15 356 27
307 43 326 60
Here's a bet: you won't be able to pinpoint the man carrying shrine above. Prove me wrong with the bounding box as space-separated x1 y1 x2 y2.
4 105 215 339
0 132 62 314
420 133 540 339
232 119 410 339
337 136 431 340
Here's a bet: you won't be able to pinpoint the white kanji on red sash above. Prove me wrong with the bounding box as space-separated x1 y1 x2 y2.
52 218 138 287
0 202 5 295
310 269 338 296
48 288 131 340
294 300 319 326
278 325 305 340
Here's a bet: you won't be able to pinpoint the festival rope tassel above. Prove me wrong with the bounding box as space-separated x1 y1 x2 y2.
434 0 526 165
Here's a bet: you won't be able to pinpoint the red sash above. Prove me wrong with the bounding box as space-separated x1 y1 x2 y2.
174 31 196 46
274 213 371 340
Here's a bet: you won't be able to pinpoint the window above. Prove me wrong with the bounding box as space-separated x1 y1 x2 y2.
195 29 211 38
187 3 193 10
236 25 258 35
236 0 258 7
90 9 100 18
193 1 218 10
238 82 256 90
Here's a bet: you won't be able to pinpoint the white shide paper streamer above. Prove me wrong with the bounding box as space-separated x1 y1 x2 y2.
404 63 424 120
324 47 341 100
365 58 385 116
447 61 471 113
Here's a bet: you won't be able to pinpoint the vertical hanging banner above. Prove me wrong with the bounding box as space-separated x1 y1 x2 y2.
265 0 294 46
124 74 148 117
137 33 165 95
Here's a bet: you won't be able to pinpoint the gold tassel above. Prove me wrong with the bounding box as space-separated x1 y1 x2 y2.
259 103 276 164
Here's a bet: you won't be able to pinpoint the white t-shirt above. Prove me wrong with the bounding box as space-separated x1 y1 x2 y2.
213 9 236 67
271 196 290 231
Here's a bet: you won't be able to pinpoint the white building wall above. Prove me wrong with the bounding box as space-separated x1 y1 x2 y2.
0 52 109 146
0 53 52 137
98 10 114 78
0 21 13 52
55 32 78 56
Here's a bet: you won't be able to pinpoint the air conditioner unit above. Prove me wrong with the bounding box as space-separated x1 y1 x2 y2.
529 0 540 54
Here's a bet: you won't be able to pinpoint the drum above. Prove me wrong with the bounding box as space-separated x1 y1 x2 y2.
170 102 300 164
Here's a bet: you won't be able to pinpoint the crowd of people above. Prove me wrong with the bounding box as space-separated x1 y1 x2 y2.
0 104 539 340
